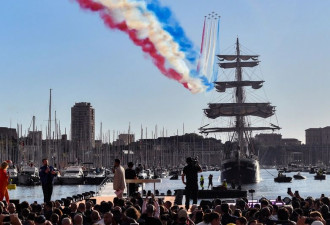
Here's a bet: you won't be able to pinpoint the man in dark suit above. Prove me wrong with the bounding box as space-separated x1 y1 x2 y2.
39 158 57 203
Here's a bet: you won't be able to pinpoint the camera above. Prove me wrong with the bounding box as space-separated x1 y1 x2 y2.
187 157 199 165
287 188 291 194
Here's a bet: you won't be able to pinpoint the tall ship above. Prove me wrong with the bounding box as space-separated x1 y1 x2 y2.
200 38 280 184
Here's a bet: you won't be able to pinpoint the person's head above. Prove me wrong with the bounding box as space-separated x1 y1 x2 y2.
22 208 30 218
146 204 155 217
209 212 221 225
70 203 77 212
103 212 113 225
125 206 141 220
164 201 172 209
310 211 324 220
220 203 229 214
178 208 188 223
236 217 247 225
114 159 120 167
91 210 101 222
42 159 49 166
234 209 242 218
73 213 83 225
61 217 72 225
1 161 8 170
50 213 60 225
35 215 46 225
77 203 86 212
8 203 16 214
45 201 53 211
127 162 134 168
278 207 290 221
248 219 257 225
86 201 93 210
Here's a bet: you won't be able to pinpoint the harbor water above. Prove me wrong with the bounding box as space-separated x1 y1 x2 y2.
9 169 329 203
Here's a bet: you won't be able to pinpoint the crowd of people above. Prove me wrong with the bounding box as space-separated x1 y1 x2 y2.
0 189 330 225
1 158 330 225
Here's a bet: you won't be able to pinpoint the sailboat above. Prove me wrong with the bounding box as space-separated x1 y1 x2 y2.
200 38 280 184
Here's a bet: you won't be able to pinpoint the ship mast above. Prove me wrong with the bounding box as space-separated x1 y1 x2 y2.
199 38 281 153
235 38 244 156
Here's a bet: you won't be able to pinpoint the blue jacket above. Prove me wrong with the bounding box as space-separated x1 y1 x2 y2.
39 165 56 185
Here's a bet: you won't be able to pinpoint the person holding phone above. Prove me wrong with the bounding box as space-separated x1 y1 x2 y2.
39 158 57 203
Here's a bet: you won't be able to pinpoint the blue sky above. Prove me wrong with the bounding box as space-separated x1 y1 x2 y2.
1 0 329 143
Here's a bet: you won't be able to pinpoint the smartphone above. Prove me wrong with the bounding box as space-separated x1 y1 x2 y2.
295 191 299 195
287 188 291 193
3 216 10 223
277 196 281 201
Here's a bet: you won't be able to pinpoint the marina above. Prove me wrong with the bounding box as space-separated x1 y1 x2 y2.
6 169 330 204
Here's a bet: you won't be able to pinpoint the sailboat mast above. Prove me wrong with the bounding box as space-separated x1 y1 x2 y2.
235 38 245 152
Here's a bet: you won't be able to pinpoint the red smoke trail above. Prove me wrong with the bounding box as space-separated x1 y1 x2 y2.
75 0 187 89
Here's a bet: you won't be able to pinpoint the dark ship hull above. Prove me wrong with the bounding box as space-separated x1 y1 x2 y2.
221 158 260 184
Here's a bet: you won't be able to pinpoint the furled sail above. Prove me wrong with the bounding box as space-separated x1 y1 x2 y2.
199 124 281 134
204 103 275 119
217 55 259 61
219 61 259 69
215 81 264 92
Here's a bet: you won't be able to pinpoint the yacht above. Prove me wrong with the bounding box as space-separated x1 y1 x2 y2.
7 166 18 184
59 166 85 185
17 165 40 185
85 168 107 185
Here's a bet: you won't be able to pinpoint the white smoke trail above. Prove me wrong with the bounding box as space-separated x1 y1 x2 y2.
208 20 217 79
97 0 205 93
203 19 214 76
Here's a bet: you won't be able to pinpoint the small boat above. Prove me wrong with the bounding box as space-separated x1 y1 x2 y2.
170 174 179 180
59 166 85 185
314 174 326 180
7 167 18 184
85 168 107 185
274 172 292 183
293 172 306 180
18 165 40 185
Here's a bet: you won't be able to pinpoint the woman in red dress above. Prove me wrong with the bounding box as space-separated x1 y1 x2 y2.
0 161 10 204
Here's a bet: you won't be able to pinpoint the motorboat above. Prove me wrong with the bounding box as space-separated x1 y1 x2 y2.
7 167 18 184
315 174 326 180
314 170 326 180
170 174 179 180
293 172 306 180
17 166 40 185
85 168 107 185
274 172 292 183
59 166 85 185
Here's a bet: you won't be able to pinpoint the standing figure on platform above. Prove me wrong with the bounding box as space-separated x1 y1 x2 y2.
125 162 137 197
182 157 202 210
39 158 57 203
208 174 213 189
113 159 126 199
0 161 9 204
200 175 204 190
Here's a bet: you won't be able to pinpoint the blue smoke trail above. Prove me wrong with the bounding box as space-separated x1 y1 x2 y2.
191 69 214 91
211 18 220 83
146 0 198 63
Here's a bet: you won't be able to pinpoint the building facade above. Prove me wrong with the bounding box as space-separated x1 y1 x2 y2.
71 102 95 163
306 127 330 145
